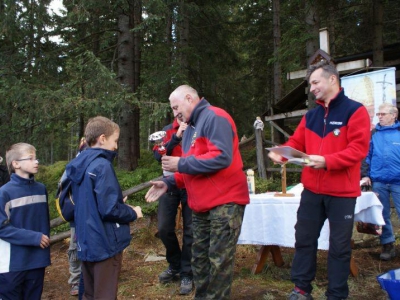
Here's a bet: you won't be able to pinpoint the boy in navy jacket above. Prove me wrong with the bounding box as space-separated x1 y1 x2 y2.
0 143 51 300
66 116 142 299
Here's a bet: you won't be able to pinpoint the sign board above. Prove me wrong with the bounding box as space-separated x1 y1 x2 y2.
341 68 397 129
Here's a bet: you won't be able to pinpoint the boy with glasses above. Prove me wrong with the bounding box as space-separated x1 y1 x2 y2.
0 143 51 299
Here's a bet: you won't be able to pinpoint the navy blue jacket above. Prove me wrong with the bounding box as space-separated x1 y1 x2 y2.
0 174 51 273
66 148 137 262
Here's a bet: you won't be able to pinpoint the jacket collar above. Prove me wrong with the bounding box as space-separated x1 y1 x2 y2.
316 88 345 109
189 98 210 126
375 120 400 131
10 173 35 185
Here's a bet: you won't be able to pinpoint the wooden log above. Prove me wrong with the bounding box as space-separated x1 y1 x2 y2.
50 217 65 229
50 175 163 237
122 176 163 197
50 230 70 244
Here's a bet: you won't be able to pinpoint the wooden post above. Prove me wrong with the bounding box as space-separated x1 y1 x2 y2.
255 128 267 178
274 164 294 197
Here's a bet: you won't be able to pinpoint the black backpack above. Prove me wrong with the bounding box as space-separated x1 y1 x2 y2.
0 165 10 188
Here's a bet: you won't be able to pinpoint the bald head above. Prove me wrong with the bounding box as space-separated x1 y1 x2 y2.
169 85 201 122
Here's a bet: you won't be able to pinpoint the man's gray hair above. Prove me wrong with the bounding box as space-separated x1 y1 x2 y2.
379 102 398 117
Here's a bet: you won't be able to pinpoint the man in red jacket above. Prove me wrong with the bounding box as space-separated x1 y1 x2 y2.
268 60 370 300
146 85 249 299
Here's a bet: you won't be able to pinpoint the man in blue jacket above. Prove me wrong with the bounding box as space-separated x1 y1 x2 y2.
361 103 400 261
66 116 142 299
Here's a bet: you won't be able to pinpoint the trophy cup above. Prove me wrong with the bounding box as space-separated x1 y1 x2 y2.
148 131 167 155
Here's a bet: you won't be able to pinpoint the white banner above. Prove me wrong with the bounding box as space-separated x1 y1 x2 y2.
341 67 397 130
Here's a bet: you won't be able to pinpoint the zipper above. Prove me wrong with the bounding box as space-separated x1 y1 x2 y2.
316 106 329 192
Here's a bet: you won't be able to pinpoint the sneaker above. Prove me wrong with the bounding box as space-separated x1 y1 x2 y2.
380 242 396 261
69 283 79 296
288 288 313 300
179 277 193 295
158 267 180 283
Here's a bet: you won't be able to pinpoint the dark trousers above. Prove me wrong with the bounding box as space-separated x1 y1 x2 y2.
291 188 356 300
158 189 193 278
78 272 84 300
192 203 245 300
81 252 123 300
0 267 45 300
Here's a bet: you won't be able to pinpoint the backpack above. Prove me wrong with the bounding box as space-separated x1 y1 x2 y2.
55 171 75 222
0 165 10 188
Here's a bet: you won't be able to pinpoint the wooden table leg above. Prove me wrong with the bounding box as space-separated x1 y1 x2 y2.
175 203 182 230
350 256 358 277
251 245 285 274
251 243 358 277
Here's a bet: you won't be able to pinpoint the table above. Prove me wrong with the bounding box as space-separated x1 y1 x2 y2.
237 184 385 276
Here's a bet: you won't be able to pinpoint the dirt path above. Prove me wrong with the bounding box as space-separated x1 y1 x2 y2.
42 217 396 299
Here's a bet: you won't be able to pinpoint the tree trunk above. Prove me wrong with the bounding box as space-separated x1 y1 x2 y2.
117 0 141 170
272 0 282 105
372 0 384 67
272 0 284 144
178 0 189 77
305 0 319 109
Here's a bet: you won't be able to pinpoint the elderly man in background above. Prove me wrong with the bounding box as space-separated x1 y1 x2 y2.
362 102 400 261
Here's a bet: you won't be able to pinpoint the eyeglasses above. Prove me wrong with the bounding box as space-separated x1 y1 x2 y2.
16 157 39 163
376 112 391 117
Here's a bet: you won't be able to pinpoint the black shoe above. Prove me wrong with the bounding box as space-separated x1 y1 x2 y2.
380 242 395 261
158 267 180 283
179 277 193 295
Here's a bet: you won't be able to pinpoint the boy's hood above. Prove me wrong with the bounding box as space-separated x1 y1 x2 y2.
66 148 117 185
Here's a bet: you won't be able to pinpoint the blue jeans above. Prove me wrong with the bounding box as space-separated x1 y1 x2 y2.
372 182 400 245
158 189 193 278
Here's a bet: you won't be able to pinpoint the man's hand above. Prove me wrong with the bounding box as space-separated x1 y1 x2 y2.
162 156 180 172
361 177 371 186
306 155 326 169
145 181 168 202
177 122 188 138
268 151 284 164
40 234 50 249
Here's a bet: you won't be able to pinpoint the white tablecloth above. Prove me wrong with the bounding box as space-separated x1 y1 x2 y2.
237 185 384 250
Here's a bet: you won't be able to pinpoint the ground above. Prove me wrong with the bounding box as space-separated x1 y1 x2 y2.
42 217 398 300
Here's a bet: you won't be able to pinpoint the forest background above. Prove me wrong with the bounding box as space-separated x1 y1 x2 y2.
2 2 400 298
1 0 399 171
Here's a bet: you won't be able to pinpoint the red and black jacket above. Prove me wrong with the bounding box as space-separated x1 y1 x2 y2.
284 89 370 197
165 99 249 212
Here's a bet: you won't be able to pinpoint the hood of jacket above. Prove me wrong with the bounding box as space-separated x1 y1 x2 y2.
66 148 117 185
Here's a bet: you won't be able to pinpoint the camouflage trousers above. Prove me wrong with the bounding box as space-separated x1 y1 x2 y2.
192 203 245 300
